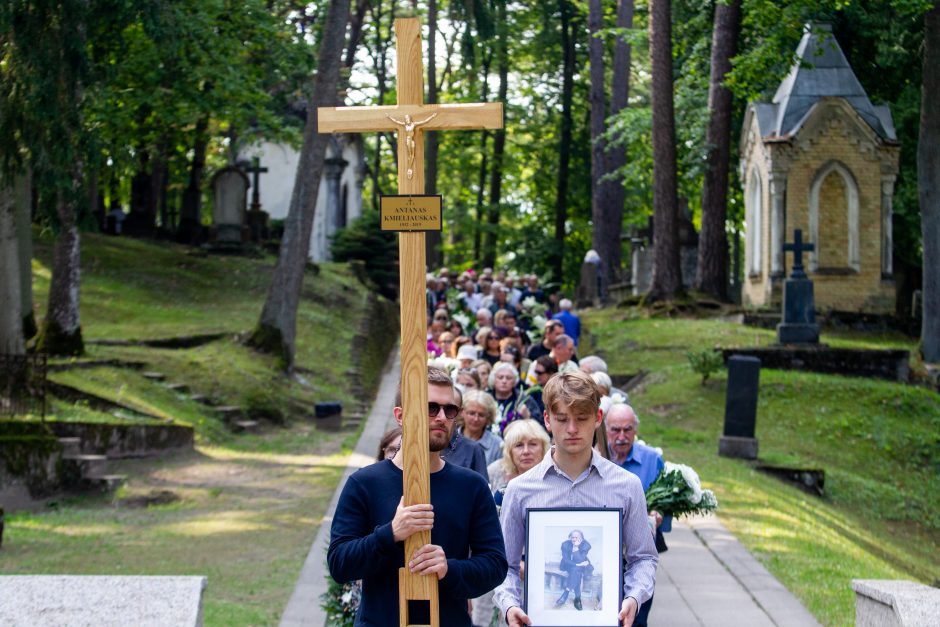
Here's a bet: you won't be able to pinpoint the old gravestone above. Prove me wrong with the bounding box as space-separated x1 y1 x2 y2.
852 579 940 627
0 575 207 626
777 229 820 344
631 217 654 296
209 166 250 248
719 355 760 459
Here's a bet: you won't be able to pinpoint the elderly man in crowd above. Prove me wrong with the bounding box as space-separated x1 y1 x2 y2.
605 402 667 627
554 298 581 346
551 333 579 374
581 355 630 402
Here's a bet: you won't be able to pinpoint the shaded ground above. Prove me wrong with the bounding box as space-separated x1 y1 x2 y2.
2 422 354 626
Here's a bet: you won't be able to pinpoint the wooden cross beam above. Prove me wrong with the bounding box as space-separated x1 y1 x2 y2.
318 17 502 627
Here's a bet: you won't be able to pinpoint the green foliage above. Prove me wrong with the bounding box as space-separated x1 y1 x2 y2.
685 347 725 384
321 573 359 627
330 209 399 300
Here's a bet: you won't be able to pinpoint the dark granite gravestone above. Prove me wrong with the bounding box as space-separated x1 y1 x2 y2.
777 229 820 344
315 401 343 430
719 355 760 459
239 157 269 243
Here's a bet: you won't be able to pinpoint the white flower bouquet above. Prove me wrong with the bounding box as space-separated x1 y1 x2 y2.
645 461 719 518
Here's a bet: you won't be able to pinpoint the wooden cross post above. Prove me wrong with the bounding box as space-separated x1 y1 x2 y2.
318 17 502 627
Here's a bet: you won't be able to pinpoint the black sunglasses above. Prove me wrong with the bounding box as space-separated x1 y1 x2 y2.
428 402 460 420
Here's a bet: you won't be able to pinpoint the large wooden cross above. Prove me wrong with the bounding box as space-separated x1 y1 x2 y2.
318 17 503 627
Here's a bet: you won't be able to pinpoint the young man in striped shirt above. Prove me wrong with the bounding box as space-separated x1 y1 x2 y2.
494 370 658 627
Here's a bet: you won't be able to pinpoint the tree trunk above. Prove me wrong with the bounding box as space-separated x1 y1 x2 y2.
14 170 35 340
474 54 492 266
552 0 576 286
248 0 351 371
648 0 683 300
37 179 84 356
920 2 940 362
179 114 210 243
0 176 24 356
694 0 741 301
483 0 508 269
605 0 633 285
588 0 620 297
425 0 442 267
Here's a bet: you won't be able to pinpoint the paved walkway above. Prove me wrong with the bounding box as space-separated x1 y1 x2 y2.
280 349 820 626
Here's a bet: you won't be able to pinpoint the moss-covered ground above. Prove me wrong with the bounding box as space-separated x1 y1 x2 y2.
580 307 939 626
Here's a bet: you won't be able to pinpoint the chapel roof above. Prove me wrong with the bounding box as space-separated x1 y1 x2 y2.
753 23 896 141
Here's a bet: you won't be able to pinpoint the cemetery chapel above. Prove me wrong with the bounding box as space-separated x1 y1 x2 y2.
739 23 899 314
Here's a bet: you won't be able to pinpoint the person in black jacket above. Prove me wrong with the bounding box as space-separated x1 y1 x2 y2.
556 529 594 610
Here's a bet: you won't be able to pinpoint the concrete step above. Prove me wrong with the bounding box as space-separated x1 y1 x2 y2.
214 406 243 421
231 420 260 434
189 394 210 404
166 383 190 394
58 437 82 456
83 474 127 491
62 454 109 477
142 372 166 382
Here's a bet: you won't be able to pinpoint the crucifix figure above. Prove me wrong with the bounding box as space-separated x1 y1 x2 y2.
386 113 438 179
239 157 269 211
319 18 502 627
783 228 814 279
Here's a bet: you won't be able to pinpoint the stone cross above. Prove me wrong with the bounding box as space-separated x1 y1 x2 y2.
783 228 814 279
318 18 502 627
243 157 269 211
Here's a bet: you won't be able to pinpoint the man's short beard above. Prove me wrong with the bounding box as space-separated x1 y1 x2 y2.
429 434 449 452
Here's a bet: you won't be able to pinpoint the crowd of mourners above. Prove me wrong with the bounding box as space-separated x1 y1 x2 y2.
328 266 670 627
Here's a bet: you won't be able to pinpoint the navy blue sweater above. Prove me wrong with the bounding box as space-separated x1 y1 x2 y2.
327 460 508 626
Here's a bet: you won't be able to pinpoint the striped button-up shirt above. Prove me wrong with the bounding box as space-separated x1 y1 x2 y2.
493 446 658 616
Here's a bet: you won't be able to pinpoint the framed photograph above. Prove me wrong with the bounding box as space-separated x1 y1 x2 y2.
524 508 623 626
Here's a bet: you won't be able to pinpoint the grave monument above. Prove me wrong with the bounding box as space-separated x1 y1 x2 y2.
318 17 502 627
209 166 250 249
719 355 761 460
777 229 820 344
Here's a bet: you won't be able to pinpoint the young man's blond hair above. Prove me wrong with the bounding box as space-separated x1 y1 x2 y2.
542 370 600 417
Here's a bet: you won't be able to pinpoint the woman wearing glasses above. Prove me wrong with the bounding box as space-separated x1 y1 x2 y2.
457 390 503 465
488 362 540 434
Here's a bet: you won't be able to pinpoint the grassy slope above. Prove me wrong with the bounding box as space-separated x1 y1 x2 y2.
2 230 393 624
581 309 940 626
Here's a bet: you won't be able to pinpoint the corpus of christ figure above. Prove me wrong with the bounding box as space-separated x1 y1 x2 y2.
386 113 438 179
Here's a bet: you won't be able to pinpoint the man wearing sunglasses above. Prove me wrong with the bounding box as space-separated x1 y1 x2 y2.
328 367 508 626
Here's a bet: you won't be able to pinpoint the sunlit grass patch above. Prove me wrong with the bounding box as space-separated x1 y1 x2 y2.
581 309 940 625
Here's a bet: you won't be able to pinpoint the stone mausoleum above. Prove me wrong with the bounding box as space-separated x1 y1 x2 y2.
739 23 899 314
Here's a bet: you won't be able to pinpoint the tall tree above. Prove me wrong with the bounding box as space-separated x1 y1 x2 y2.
425 0 443 267
648 0 683 300
14 171 35 339
483 0 508 269
604 0 634 279
588 0 611 296
552 0 577 285
0 176 24 356
248 0 352 370
694 0 741 300
920 1 940 362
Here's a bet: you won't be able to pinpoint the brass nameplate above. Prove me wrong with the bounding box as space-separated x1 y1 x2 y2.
380 195 443 232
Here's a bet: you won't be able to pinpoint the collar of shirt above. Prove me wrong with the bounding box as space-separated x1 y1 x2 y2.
538 445 611 482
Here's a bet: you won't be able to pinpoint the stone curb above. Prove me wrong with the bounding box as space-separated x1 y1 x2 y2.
686 515 821 627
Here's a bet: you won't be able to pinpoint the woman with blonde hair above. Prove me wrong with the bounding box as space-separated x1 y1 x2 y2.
487 418 551 499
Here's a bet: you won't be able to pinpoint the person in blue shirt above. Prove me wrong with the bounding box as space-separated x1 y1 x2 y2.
605 402 667 627
553 298 581 346
328 368 507 626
